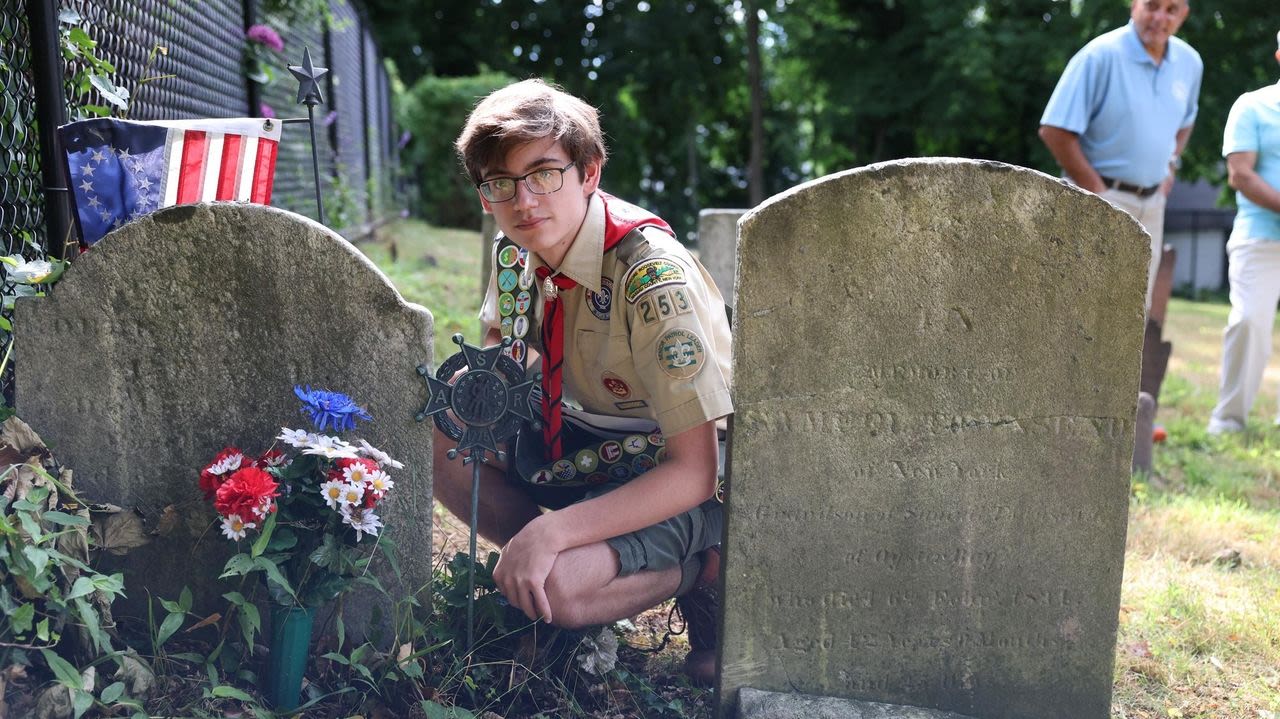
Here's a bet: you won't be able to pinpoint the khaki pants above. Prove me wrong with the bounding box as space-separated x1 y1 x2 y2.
1209 239 1280 431
1101 187 1166 311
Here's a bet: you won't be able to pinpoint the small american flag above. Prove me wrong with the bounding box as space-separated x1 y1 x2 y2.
59 117 283 247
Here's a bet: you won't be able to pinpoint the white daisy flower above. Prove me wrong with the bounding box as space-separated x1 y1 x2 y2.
276 428 311 448
319 479 346 510
302 434 360 460
357 439 404 469
220 514 256 541
209 453 244 476
342 462 371 485
341 506 382 541
251 498 274 520
337 481 364 508
365 469 394 495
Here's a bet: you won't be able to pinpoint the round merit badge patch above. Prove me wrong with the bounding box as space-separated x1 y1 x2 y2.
498 293 515 317
515 290 532 314
498 245 519 268
498 268 519 293
513 314 530 339
623 434 648 454
575 449 600 473
587 276 613 320
599 440 623 463
518 270 534 291
601 371 631 399
552 459 577 482
657 328 706 379
508 339 527 364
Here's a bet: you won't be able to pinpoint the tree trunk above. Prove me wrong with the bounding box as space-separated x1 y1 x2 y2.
746 0 765 207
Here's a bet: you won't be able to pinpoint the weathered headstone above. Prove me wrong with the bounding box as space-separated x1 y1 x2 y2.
16 203 434 622
739 688 975 719
697 208 746 306
720 159 1147 718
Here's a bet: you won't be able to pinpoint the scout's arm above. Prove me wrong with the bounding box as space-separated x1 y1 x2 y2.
1227 151 1280 214
1038 125 1107 195
492 419 719 623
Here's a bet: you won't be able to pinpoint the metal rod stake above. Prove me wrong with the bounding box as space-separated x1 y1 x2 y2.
307 103 325 226
468 454 481 652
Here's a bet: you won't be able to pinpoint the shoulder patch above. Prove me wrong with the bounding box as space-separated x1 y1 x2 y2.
656 328 705 379
614 229 653 266
625 257 686 303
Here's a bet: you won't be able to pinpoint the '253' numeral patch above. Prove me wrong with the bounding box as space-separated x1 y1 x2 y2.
636 287 692 326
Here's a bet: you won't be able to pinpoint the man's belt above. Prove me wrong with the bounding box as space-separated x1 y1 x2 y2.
1100 176 1160 198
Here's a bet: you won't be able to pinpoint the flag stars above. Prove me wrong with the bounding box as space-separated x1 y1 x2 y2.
87 195 102 209
137 177 152 192
90 149 106 163
116 148 132 161
82 163 96 177
79 179 94 193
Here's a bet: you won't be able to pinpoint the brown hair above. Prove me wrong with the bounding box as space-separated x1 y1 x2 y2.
455 79 607 183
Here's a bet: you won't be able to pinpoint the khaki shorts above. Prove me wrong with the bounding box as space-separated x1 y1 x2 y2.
506 420 724 596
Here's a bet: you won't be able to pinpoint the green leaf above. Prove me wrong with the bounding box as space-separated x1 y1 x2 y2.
265 526 297 552
222 591 246 607
42 511 89 527
99 680 125 704
72 688 93 719
68 27 95 49
23 545 49 574
253 556 297 600
320 651 349 665
75 598 107 653
91 573 125 596
220 553 254 578
179 586 192 613
210 685 254 701
67 576 96 601
36 617 50 641
250 512 276 558
159 598 183 614
41 649 82 688
336 614 345 651
156 612 184 647
88 74 129 110
10 602 34 634
238 603 260 648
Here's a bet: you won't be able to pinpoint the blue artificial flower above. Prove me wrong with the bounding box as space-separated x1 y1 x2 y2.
293 385 371 433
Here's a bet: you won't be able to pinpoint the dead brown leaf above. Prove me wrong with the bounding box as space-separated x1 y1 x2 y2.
153 505 181 537
90 506 150 555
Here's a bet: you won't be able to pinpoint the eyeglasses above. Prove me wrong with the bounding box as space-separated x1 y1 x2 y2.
476 161 576 203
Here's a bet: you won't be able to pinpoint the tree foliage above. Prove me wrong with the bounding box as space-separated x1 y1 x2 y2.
365 0 1280 233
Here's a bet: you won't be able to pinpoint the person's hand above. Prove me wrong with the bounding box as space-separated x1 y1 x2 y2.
493 516 561 623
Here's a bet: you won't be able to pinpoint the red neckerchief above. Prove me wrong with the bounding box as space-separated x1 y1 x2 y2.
535 192 672 460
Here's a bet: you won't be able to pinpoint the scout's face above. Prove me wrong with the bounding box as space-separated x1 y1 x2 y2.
477 138 600 269
1130 0 1189 55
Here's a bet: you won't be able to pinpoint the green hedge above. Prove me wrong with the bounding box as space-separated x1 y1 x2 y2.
397 71 514 229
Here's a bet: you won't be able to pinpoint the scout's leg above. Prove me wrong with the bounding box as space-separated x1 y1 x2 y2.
432 425 542 546
540 542 682 629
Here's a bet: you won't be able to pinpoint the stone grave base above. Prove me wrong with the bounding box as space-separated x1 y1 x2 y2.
737 688 978 719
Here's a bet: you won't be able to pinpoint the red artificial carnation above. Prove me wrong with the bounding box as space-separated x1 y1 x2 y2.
199 446 245 500
214 467 280 520
362 491 380 509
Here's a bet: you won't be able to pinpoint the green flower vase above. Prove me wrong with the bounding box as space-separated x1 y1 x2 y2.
266 604 315 711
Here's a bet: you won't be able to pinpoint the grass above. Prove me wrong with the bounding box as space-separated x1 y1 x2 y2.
359 225 1280 719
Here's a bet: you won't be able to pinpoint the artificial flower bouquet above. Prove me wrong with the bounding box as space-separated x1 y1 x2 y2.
199 386 403 607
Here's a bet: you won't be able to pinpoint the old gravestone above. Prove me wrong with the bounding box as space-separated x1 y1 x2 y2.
719 159 1147 718
698 208 747 307
16 203 434 621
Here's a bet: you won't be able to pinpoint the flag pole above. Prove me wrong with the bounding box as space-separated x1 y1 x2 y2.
288 47 329 227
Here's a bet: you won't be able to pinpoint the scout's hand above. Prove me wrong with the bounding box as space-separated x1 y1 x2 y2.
493 518 560 624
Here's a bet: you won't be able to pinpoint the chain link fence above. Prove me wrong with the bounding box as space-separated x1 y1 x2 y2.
2 0 403 405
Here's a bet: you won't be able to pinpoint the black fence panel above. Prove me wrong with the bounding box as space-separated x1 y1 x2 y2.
0 3 45 258
5 0 401 408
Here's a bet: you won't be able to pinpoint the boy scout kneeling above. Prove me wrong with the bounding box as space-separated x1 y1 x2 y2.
433 79 732 683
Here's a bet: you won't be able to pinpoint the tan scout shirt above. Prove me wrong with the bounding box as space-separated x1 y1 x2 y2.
480 193 733 438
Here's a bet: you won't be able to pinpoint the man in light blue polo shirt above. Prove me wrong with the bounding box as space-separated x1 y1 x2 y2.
1208 32 1280 434
1039 0 1202 310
